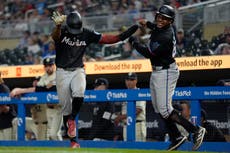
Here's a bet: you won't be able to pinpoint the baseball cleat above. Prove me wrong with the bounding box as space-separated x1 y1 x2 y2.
67 119 76 138
192 126 206 151
167 136 187 151
71 141 80 148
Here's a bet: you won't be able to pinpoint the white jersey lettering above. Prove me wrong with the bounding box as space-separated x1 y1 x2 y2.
61 36 86 46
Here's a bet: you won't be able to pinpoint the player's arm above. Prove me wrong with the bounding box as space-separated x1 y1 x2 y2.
10 87 35 98
51 25 62 42
128 36 153 58
99 24 139 44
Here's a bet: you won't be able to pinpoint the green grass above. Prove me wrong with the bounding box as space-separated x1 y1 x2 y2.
0 147 216 153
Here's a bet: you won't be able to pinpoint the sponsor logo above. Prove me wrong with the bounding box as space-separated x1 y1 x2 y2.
146 120 159 128
20 96 37 101
84 94 97 99
17 118 23 126
0 70 8 77
0 96 11 102
46 93 58 102
208 120 230 129
126 116 133 126
16 67 22 77
78 120 92 129
106 91 127 100
174 90 191 97
138 92 151 98
29 68 44 74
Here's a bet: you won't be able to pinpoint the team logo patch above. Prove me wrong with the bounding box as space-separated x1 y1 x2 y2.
149 41 160 53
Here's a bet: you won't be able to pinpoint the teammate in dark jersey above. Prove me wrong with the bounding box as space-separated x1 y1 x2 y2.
51 11 138 148
128 5 206 151
89 78 116 141
0 71 17 140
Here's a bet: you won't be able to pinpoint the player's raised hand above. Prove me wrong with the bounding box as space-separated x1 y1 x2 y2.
51 11 66 26
138 19 147 28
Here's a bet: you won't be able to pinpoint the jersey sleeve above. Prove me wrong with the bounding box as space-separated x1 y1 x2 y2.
84 28 102 44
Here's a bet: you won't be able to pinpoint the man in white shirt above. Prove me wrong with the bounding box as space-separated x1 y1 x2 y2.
114 72 146 141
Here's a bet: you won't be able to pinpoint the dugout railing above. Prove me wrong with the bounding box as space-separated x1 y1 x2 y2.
0 86 230 152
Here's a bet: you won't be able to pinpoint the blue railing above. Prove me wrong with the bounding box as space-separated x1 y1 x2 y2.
0 86 230 152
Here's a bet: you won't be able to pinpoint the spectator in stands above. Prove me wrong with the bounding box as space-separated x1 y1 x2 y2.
40 34 50 54
17 30 31 49
176 28 188 51
0 71 17 140
218 43 230 55
214 32 230 54
27 37 41 55
114 72 146 142
201 109 226 142
94 52 104 61
89 78 117 141
42 41 56 58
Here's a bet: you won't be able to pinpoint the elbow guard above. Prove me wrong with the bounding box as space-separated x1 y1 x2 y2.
118 24 139 41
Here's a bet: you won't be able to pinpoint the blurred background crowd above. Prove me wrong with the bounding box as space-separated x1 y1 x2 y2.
0 0 229 66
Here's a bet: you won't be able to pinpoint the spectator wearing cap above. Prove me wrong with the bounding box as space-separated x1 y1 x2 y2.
89 78 117 141
201 109 226 142
176 28 188 56
10 57 63 141
114 72 146 141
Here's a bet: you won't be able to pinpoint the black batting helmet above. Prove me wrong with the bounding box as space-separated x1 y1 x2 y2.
156 5 175 21
66 11 82 34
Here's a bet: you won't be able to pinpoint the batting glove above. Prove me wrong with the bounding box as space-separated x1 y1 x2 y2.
51 11 66 26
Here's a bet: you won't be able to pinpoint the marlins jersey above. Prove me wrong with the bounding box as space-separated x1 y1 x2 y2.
55 27 101 68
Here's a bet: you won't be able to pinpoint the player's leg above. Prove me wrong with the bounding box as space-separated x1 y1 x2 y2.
56 69 73 139
47 106 63 140
67 68 86 148
135 122 146 142
11 117 18 140
166 67 205 150
2 127 13 140
151 69 187 150
31 104 48 140
70 68 85 120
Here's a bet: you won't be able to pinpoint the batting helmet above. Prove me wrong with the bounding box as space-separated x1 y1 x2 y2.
66 11 82 34
156 5 175 21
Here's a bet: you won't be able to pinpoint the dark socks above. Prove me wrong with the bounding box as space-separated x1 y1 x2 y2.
70 97 84 120
168 110 197 133
165 118 182 141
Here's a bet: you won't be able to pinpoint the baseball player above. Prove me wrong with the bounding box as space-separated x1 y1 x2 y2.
51 11 138 148
10 57 62 140
0 72 17 140
114 72 146 142
128 5 206 151
89 78 117 141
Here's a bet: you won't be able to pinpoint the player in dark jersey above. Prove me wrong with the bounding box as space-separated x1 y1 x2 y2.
0 71 17 140
51 11 138 148
128 5 206 151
